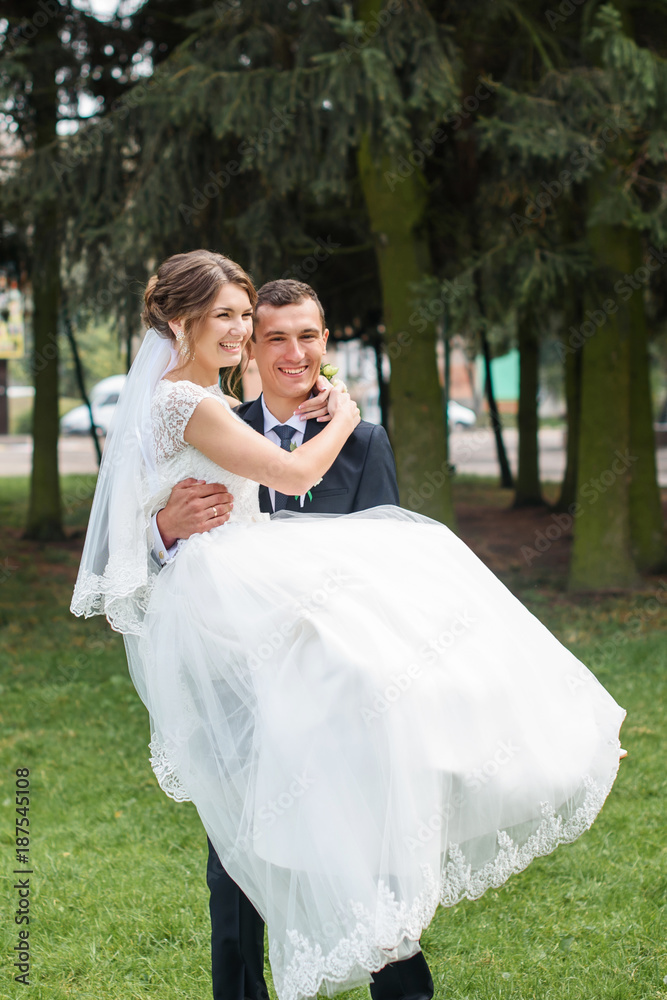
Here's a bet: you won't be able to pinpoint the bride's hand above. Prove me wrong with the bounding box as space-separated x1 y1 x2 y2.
327 383 360 430
294 375 349 423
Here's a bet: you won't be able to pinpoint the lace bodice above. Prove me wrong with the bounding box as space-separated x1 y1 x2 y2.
151 379 268 526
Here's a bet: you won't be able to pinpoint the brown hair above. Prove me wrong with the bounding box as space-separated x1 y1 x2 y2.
254 279 325 335
143 249 257 396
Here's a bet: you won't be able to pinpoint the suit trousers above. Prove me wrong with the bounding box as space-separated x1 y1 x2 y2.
206 838 434 1000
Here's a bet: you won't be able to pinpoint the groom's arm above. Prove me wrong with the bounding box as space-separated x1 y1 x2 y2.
153 479 234 559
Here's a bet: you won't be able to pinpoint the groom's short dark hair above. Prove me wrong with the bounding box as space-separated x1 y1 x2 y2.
255 279 325 332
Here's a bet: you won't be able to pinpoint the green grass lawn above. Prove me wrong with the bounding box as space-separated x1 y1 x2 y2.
1 477 665 1000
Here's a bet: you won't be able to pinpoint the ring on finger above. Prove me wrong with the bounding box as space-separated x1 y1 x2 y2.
212 506 218 518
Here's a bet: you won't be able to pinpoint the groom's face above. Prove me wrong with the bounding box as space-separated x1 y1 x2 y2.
250 299 329 400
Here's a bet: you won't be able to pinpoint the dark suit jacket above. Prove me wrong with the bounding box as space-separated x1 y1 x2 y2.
235 395 399 514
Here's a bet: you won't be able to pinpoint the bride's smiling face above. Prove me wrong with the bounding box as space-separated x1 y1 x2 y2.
182 283 254 372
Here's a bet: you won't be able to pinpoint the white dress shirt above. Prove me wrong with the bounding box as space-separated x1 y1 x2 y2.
260 394 308 512
152 394 308 565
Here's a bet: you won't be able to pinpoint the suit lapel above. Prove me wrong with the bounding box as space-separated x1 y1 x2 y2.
302 416 325 443
241 395 265 435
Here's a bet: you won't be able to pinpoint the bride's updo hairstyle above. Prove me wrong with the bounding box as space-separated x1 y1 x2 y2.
142 249 257 355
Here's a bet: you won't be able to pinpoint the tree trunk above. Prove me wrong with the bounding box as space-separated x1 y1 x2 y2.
62 298 102 467
371 331 390 431
357 136 455 527
443 327 451 436
354 0 454 526
480 326 514 489
0 360 7 434
556 300 583 512
514 309 543 506
25 21 63 541
569 187 637 590
626 231 665 571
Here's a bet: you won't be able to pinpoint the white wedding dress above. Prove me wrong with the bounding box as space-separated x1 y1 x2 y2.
135 379 624 1000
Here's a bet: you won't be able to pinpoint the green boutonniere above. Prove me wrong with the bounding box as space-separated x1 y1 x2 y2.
319 362 339 382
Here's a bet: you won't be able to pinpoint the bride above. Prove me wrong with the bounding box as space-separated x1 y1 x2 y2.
72 249 626 1000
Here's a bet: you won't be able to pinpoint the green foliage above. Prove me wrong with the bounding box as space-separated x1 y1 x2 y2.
590 3 667 120
1 1 665 575
2 1 461 325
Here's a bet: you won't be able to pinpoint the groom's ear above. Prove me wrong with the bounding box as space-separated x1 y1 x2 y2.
322 327 329 349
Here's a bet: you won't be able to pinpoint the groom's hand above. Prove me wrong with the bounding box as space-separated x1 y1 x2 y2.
156 478 234 549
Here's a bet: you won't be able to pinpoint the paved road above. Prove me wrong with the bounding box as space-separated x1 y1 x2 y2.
449 426 667 486
1 428 666 486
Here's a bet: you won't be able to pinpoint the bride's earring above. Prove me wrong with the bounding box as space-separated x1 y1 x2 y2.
174 327 194 361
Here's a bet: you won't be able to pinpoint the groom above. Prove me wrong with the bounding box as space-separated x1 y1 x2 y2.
152 279 433 1000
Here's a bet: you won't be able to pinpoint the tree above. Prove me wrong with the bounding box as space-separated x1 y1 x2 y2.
471 1 666 587
51 0 461 524
515 305 542 506
0 0 205 538
569 172 638 589
570 4 667 583
23 16 63 539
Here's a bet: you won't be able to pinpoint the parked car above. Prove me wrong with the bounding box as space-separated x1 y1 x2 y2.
60 374 127 436
448 400 476 428
60 374 476 436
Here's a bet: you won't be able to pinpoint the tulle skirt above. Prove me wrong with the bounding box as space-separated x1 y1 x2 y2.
129 505 625 1000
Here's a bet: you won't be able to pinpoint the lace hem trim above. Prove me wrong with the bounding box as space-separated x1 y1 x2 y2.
278 760 620 1000
148 735 192 802
144 735 620 1000
70 486 170 635
71 571 156 635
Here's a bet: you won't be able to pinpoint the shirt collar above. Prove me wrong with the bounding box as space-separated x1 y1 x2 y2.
260 393 306 435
